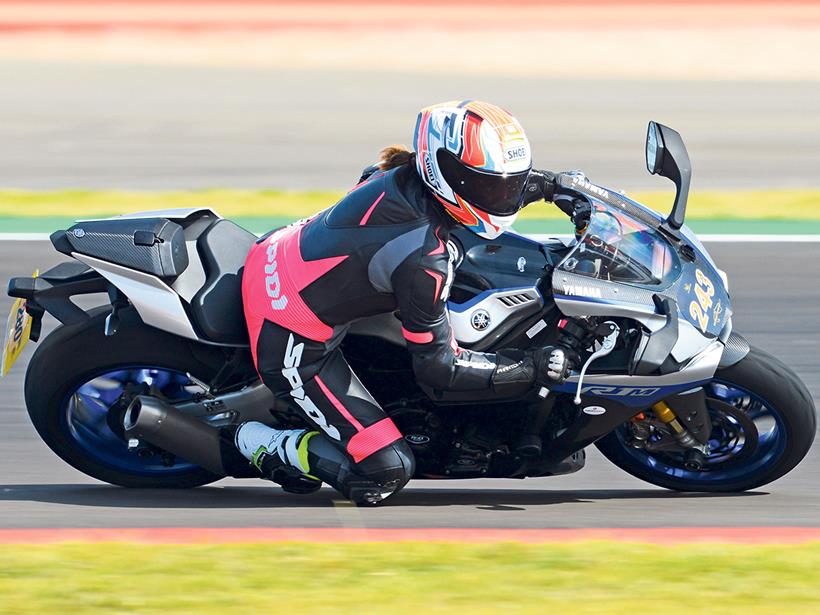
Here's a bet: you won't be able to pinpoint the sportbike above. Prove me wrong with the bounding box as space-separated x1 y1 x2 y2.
4 122 815 493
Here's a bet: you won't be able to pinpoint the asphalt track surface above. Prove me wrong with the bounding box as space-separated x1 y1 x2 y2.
2 62 820 191
1 240 819 529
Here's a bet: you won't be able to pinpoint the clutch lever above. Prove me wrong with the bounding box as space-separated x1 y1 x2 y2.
573 321 620 405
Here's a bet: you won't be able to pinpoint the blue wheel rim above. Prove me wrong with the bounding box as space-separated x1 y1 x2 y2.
615 379 788 485
60 366 202 476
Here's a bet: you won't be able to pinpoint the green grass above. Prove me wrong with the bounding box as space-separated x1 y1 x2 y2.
1 541 820 614
1 188 820 221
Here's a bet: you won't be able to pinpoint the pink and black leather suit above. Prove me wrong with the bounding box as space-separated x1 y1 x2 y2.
240 161 562 503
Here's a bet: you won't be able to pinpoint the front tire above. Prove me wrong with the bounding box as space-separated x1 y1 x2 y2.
595 345 817 492
24 307 229 488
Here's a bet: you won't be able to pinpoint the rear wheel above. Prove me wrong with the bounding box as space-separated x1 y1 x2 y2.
595 345 817 492
24 307 230 488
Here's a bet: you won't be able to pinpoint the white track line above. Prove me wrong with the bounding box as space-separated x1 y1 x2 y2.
1 232 819 243
0 233 52 241
528 234 820 243
695 234 820 243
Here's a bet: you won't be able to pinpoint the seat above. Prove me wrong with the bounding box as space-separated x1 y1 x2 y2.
190 220 257 345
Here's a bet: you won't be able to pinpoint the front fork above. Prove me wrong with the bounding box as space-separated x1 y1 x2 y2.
652 401 701 450
631 400 711 471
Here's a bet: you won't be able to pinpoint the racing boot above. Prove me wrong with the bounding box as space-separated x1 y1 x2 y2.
234 421 322 494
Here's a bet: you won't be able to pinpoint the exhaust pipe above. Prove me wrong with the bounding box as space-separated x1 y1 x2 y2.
123 395 227 476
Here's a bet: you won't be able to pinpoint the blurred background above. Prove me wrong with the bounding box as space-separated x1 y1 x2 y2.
2 7 820 611
1 0 819 193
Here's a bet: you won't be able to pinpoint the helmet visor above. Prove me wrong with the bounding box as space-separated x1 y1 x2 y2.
436 149 530 216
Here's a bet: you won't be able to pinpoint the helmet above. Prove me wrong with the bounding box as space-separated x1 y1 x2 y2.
413 100 532 240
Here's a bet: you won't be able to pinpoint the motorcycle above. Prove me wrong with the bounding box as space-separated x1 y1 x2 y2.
4 122 815 493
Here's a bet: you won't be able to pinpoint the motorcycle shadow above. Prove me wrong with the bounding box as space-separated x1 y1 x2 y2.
0 483 767 510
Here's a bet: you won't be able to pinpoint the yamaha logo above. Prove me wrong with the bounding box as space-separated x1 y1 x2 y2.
72 228 85 238
470 309 491 331
571 174 610 199
561 284 603 299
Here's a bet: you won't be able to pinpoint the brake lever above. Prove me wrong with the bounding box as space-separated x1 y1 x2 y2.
573 321 620 405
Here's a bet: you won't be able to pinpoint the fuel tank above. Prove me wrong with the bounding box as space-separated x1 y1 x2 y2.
448 227 563 301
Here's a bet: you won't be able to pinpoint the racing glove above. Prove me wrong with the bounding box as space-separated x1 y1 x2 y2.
554 195 592 236
571 199 592 235
491 346 574 396
532 345 574 386
527 169 592 235
522 169 558 205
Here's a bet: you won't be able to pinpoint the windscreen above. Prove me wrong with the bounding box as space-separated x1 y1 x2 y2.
558 204 681 287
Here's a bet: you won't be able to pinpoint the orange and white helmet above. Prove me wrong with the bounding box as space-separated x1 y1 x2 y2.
413 100 532 239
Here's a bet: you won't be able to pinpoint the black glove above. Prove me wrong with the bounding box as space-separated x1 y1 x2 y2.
532 345 574 385
554 195 591 233
491 345 575 395
571 199 592 235
522 169 558 205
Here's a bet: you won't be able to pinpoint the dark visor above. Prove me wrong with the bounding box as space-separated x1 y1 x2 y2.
436 149 530 216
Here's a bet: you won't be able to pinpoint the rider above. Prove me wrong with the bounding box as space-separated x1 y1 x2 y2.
229 100 589 505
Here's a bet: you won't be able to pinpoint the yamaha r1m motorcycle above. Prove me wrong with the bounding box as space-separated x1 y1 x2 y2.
4 122 816 493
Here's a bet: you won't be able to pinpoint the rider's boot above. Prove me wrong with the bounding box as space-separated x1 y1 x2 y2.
233 421 322 494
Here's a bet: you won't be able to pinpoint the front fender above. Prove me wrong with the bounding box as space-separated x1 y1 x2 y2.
718 331 750 369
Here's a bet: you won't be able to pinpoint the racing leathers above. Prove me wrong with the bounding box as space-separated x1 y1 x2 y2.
234 161 577 504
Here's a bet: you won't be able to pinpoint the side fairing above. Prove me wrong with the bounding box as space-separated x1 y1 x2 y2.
447 227 559 347
449 286 542 345
673 241 731 339
551 340 724 408
553 244 730 354
550 183 732 366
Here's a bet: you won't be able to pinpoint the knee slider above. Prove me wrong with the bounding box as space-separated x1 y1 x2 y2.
347 440 415 505
357 439 415 489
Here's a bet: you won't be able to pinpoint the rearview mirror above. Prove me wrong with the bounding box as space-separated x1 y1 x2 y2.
646 121 663 175
644 121 691 231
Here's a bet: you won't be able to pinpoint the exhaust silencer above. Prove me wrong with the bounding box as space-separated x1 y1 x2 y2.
123 395 227 476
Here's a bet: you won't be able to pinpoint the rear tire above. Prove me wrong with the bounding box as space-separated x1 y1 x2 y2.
595 345 817 492
25 307 229 488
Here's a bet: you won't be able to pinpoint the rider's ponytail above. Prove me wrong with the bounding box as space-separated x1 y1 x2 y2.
378 145 414 170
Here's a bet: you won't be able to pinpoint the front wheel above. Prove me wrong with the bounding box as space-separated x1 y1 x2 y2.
595 345 817 492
